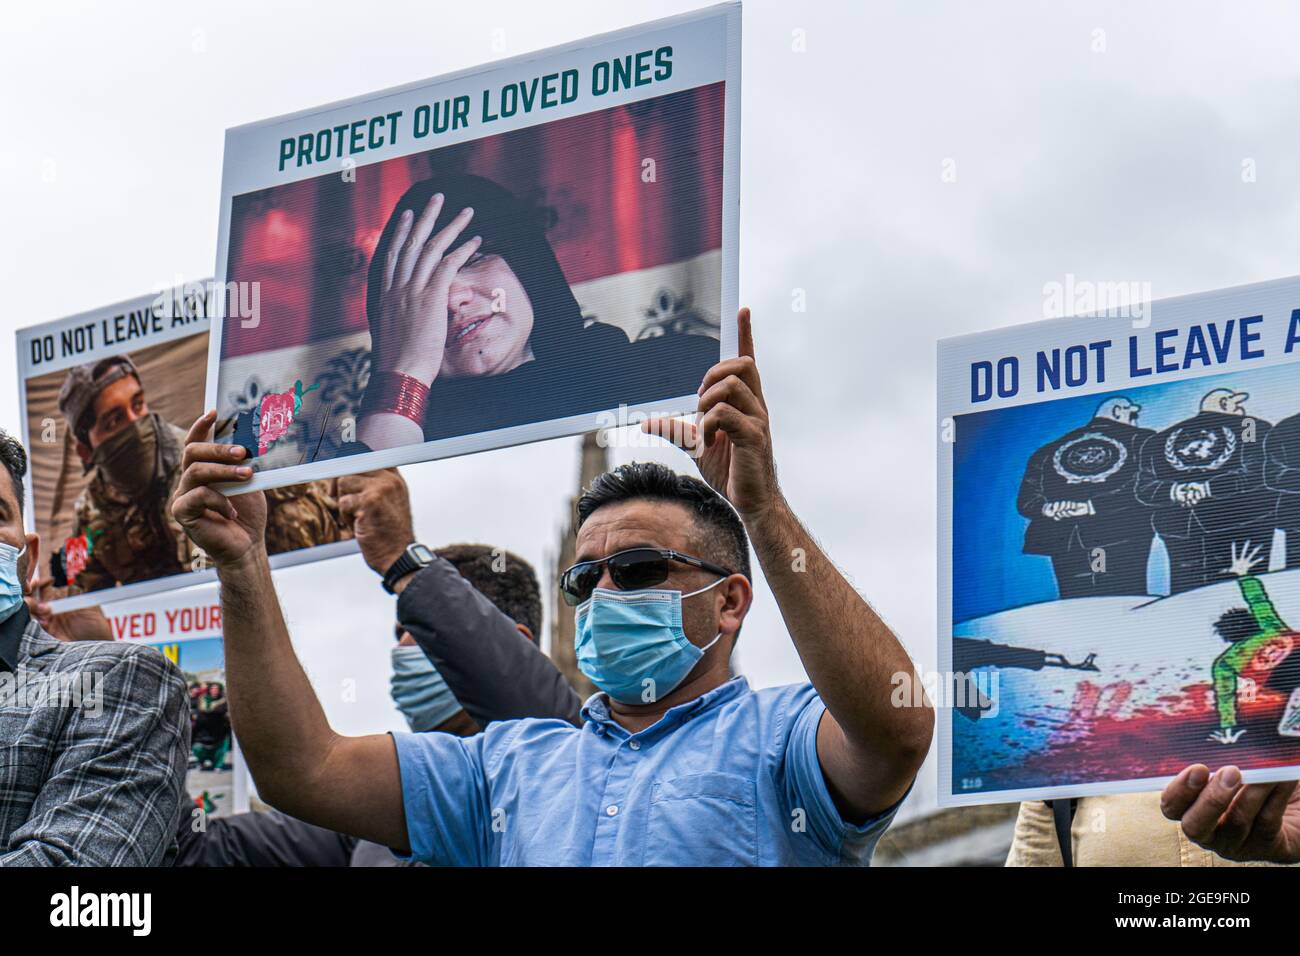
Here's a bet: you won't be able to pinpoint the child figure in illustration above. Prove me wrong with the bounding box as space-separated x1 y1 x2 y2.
1210 541 1297 744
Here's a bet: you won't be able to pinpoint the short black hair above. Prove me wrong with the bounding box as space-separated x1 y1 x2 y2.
0 428 27 518
1215 608 1260 643
576 462 751 582
436 543 542 640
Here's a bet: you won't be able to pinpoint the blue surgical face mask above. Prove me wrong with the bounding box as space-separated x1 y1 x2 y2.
390 644 462 732
575 578 725 705
0 541 27 625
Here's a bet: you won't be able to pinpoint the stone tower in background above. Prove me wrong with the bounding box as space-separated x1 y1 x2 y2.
548 431 607 700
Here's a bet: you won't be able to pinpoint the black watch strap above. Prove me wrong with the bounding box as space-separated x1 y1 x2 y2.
382 543 433 594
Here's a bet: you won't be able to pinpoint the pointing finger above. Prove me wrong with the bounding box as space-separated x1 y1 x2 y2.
737 307 755 362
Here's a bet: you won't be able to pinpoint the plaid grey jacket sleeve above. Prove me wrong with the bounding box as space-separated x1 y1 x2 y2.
0 628 191 866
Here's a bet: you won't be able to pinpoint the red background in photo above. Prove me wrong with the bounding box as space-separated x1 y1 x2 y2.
222 82 725 358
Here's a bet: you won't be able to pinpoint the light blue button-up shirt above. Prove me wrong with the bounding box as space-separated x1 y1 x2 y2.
394 677 906 866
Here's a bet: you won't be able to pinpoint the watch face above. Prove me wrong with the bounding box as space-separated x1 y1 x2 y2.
409 544 435 564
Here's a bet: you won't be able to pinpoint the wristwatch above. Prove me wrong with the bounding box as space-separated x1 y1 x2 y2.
382 543 435 594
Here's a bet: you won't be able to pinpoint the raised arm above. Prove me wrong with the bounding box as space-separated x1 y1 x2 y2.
1226 544 1286 634
335 467 581 727
171 411 409 851
1238 574 1288 634
645 309 933 820
396 560 583 726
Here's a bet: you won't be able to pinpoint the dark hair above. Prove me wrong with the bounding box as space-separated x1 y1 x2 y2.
576 462 751 583
436 543 543 640
366 173 583 366
0 429 27 517
1215 608 1260 643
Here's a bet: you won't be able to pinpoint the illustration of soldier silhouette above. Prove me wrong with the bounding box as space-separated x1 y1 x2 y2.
1264 409 1300 569
1135 388 1277 595
1016 396 1155 598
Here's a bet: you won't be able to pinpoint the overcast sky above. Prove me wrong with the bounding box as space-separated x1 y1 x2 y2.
4 0 1300 818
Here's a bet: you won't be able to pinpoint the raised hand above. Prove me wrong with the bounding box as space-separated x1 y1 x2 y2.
337 468 415 576
170 411 267 569
642 308 780 523
1223 540 1265 578
371 194 482 386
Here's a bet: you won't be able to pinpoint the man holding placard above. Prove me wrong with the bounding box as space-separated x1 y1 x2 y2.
173 310 933 866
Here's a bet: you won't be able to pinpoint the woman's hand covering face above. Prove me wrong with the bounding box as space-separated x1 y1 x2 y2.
372 193 482 386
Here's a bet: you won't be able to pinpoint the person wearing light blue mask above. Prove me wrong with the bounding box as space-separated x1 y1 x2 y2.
574 576 728 705
390 630 469 733
177 309 936 866
0 540 27 625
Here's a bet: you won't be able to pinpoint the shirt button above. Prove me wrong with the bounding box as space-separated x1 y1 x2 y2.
605 805 619 817
628 740 641 751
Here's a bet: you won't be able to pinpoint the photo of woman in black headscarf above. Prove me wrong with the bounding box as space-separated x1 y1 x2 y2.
351 172 719 452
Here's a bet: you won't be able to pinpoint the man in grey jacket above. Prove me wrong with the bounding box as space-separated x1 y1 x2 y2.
175 468 579 866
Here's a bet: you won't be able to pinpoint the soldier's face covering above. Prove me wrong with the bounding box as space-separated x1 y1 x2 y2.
91 412 164 495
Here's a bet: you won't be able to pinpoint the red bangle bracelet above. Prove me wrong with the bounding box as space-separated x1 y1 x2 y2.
362 371 429 426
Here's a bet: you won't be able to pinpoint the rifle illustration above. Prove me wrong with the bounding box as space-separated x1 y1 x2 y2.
951 637 1099 721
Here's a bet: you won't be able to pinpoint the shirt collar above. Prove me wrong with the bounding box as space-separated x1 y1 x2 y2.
0 603 30 673
580 675 750 738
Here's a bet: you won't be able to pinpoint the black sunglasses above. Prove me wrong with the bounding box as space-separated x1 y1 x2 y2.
559 547 735 606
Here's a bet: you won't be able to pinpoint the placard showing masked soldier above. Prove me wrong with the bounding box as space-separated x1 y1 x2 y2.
938 276 1300 806
16 286 357 611
205 5 740 492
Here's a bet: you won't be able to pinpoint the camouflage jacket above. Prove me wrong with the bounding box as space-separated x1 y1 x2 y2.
70 421 351 594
